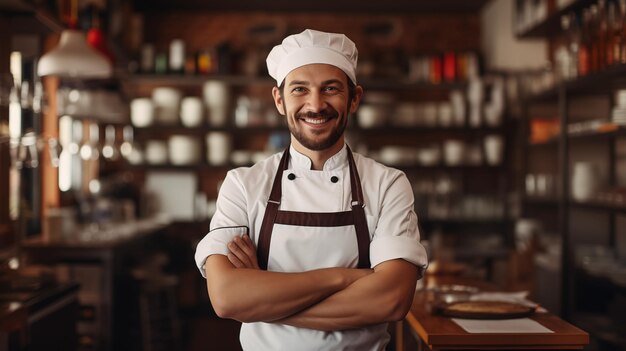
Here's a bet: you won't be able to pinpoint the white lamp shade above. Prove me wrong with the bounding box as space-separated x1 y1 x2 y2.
37 29 112 78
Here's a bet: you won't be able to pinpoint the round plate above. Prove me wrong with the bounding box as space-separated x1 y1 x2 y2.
436 300 536 320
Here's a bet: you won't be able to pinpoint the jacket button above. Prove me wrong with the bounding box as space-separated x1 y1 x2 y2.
288 173 296 180
330 176 339 183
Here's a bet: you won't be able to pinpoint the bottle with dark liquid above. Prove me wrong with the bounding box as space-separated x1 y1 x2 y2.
596 0 608 70
579 9 591 76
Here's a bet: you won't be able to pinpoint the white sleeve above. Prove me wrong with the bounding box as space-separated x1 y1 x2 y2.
194 171 250 278
369 172 428 272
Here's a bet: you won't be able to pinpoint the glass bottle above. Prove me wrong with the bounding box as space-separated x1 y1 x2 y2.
617 0 626 63
589 4 600 72
430 55 442 85
607 1 618 66
596 0 608 70
561 14 579 80
578 9 591 76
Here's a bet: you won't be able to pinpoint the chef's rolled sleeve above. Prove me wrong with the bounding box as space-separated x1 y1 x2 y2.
195 226 249 278
370 234 428 270
368 170 428 272
195 170 250 278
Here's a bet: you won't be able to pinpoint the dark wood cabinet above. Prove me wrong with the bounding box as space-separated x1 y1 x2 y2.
0 282 79 351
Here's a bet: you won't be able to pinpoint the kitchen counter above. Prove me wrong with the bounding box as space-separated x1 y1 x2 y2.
0 278 79 351
19 217 173 351
396 275 589 350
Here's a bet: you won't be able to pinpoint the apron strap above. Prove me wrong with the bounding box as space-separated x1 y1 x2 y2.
257 149 290 270
347 146 371 269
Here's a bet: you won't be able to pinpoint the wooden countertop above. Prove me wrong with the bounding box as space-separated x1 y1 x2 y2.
403 276 589 350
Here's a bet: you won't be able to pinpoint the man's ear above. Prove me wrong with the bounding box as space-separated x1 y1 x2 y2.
349 85 364 114
272 86 286 115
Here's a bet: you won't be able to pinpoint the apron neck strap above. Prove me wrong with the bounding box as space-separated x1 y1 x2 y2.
346 146 364 207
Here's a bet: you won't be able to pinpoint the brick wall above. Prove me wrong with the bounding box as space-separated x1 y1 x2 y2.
143 12 481 56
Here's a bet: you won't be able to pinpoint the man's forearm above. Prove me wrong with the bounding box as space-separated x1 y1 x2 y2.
205 255 371 323
275 259 419 331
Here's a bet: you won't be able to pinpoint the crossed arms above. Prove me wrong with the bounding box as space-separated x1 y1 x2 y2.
205 235 419 332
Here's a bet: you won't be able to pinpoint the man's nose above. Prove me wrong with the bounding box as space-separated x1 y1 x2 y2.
304 91 326 112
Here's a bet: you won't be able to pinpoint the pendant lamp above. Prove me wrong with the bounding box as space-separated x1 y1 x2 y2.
37 0 112 78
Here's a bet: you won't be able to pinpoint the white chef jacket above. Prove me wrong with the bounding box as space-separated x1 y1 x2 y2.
195 144 428 350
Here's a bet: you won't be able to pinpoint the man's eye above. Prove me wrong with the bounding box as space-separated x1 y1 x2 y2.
291 87 306 93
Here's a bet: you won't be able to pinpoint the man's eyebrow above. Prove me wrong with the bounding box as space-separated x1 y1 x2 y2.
288 80 310 86
321 79 344 86
287 79 345 87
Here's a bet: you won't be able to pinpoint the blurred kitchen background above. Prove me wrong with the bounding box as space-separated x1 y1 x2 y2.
1 0 626 350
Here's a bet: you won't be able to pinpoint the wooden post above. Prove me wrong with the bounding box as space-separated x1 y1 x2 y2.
0 14 12 238
41 33 61 222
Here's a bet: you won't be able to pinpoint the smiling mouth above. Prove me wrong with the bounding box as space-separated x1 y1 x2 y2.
301 116 332 125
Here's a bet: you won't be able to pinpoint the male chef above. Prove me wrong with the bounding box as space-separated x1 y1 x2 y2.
194 29 428 350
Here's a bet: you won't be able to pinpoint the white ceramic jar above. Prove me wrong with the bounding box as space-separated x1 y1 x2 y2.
483 134 504 166
152 87 182 125
130 98 154 127
358 104 386 128
180 97 204 127
443 139 464 166
571 162 599 202
206 132 232 165
168 135 201 165
145 140 168 165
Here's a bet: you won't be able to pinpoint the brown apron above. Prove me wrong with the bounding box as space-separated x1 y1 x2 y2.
257 146 371 270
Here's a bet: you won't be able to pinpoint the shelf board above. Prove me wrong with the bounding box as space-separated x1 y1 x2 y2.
523 196 559 206
120 74 274 87
452 247 511 260
359 79 466 91
570 200 626 213
128 163 233 171
132 124 288 135
132 124 505 136
128 163 505 172
516 0 593 39
351 125 504 134
525 64 626 103
133 0 489 13
120 73 468 90
569 125 626 141
527 138 560 147
420 218 511 225
398 165 505 172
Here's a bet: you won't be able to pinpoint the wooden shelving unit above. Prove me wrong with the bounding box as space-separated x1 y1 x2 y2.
517 1 626 348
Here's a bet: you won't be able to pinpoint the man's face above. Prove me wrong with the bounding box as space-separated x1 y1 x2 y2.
272 64 361 152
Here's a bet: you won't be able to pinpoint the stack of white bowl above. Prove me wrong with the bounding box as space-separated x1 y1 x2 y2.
612 90 626 125
203 81 230 127
130 98 155 128
206 132 232 166
152 87 182 125
180 96 204 127
169 135 201 165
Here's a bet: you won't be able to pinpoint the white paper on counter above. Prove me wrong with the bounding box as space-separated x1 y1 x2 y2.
452 318 554 334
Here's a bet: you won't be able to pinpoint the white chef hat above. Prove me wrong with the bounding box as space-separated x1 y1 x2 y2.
266 29 358 86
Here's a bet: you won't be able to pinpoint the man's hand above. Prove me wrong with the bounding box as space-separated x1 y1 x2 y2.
227 235 259 269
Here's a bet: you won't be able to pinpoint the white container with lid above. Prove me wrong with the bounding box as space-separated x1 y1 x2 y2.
130 98 154 127
571 162 599 202
169 135 201 165
180 97 204 127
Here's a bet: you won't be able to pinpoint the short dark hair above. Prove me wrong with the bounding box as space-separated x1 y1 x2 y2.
278 74 357 104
